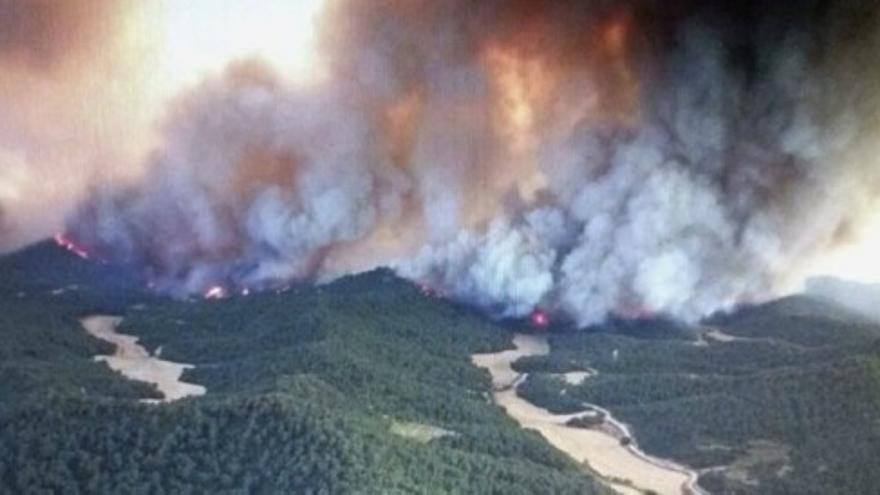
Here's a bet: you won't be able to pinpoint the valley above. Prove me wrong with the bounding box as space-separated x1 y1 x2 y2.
2 244 880 494
474 334 702 495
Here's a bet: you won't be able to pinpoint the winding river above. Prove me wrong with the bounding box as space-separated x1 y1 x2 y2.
472 334 706 495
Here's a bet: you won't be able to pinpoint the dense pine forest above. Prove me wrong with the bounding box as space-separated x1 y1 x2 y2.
516 300 880 494
0 244 609 494
4 243 880 494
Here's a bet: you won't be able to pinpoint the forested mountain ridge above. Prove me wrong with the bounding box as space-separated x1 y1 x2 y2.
516 297 880 494
0 243 610 494
4 242 880 494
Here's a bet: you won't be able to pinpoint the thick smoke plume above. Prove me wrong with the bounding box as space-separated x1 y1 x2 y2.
0 0 155 252
0 205 8 240
67 0 880 326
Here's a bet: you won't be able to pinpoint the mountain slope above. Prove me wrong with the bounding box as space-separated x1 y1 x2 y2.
0 243 609 494
515 297 880 494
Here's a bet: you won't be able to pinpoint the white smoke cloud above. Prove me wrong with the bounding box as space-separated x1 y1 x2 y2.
398 215 557 317
63 0 880 327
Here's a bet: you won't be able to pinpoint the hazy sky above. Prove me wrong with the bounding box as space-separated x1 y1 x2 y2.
0 0 325 251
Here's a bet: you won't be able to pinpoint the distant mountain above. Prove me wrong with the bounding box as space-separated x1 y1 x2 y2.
805 276 880 323
0 241 146 311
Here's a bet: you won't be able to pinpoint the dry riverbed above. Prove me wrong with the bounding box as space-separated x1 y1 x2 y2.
472 334 705 495
81 315 206 403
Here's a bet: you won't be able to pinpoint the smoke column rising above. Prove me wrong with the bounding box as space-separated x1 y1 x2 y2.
0 0 163 251
53 0 880 326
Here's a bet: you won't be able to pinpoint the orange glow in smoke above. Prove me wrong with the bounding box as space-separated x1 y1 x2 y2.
481 11 638 153
483 44 555 151
384 90 424 168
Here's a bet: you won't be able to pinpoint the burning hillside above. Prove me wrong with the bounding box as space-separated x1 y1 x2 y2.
5 0 880 327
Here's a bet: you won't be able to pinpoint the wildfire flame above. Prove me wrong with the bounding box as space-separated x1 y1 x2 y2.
529 308 549 328
34 0 880 328
204 285 227 300
53 233 90 259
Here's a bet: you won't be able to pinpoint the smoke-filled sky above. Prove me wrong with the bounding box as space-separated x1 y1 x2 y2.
3 0 880 327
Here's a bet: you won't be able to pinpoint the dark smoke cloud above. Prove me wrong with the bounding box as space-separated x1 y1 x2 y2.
67 0 880 326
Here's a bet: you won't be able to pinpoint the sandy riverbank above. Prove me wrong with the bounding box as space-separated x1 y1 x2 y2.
472 334 705 495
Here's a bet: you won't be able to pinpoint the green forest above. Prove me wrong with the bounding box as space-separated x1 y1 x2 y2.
4 242 880 494
0 243 610 494
516 298 880 494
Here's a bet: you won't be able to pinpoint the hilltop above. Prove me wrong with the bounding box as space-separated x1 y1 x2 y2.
3 243 880 494
515 297 880 494
0 243 609 494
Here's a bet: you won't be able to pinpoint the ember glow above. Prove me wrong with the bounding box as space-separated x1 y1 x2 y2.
203 286 227 300
529 309 549 329
53 233 89 260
